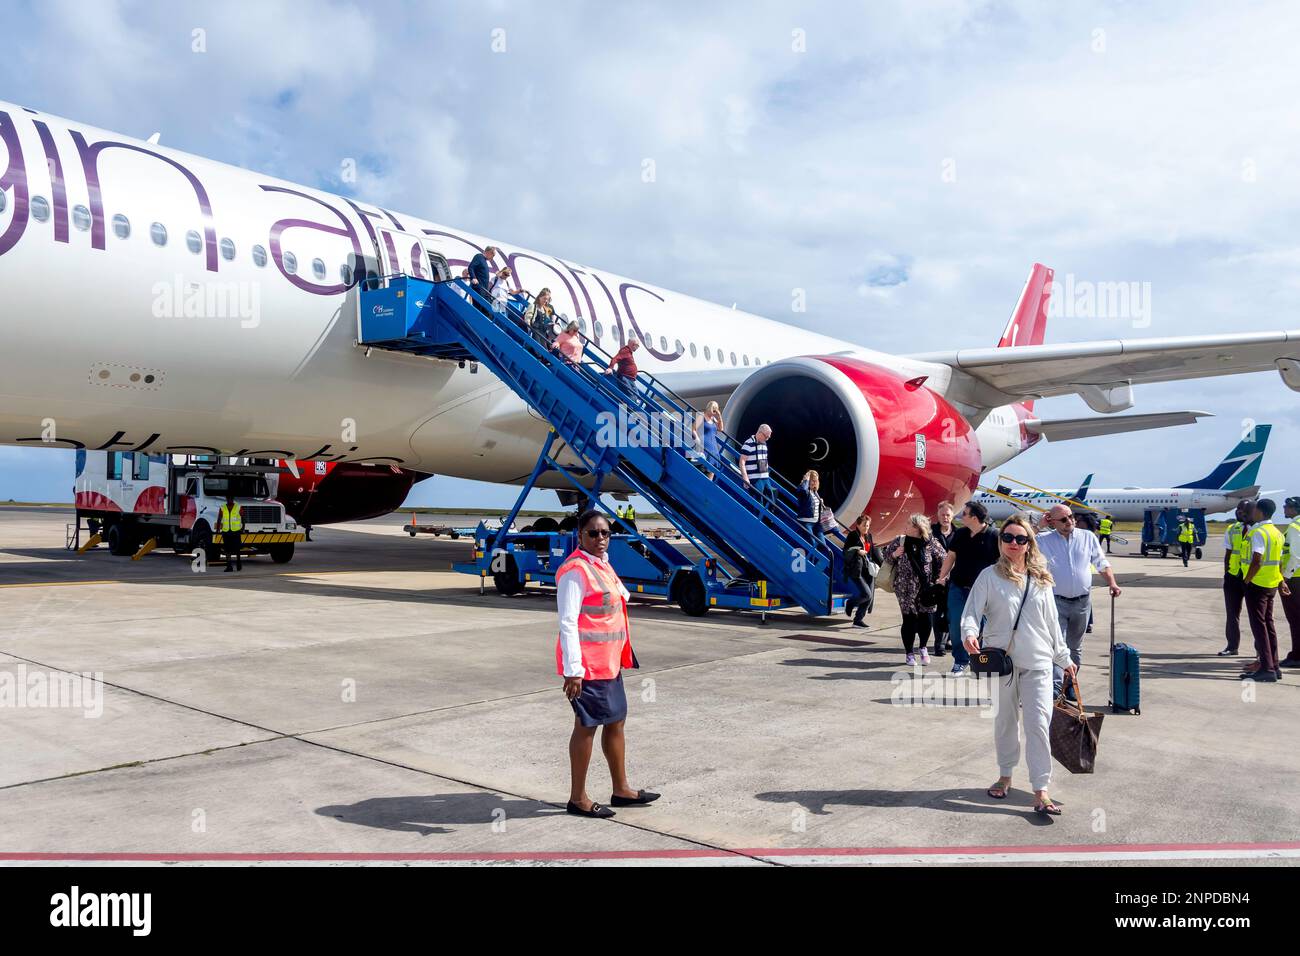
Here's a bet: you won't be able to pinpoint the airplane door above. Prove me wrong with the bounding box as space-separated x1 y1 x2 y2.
377 228 434 282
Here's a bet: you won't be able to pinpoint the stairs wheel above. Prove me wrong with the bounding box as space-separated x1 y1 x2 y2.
671 570 709 617
493 553 526 596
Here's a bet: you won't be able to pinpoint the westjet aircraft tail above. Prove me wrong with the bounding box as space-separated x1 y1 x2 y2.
1174 424 1271 491
1073 473 1094 501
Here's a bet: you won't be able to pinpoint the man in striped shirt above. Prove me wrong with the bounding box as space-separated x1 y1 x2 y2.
740 425 774 505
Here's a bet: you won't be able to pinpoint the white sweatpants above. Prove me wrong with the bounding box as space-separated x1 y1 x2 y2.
993 666 1054 792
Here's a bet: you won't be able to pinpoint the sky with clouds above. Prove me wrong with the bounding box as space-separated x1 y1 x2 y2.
2 0 1298 511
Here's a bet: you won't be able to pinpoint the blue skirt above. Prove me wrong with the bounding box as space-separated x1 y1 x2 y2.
571 673 628 727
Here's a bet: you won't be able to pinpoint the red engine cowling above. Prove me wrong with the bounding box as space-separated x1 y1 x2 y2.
275 462 428 526
724 356 982 538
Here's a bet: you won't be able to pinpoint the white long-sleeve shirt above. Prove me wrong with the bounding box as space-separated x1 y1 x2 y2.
556 548 630 678
1035 528 1110 598
960 565 1074 672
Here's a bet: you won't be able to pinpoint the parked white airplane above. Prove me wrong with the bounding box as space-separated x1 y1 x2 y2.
974 425 1271 521
2 102 1298 536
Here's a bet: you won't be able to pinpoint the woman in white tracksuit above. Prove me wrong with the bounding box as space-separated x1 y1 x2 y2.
961 513 1077 816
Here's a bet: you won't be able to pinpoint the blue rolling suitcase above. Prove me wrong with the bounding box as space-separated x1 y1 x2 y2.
1108 595 1141 714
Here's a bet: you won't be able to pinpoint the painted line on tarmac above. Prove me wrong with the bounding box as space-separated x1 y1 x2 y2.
6 842 1299 864
0 580 120 589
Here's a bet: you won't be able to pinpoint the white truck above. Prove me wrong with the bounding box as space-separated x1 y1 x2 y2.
73 451 305 563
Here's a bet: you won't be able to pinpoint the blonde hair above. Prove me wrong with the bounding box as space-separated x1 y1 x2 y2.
937 501 954 516
907 513 931 540
995 513 1054 586
803 469 820 490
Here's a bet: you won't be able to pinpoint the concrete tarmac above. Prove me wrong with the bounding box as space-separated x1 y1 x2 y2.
1 508 1296 866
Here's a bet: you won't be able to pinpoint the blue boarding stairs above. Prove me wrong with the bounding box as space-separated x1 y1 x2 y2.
357 275 846 616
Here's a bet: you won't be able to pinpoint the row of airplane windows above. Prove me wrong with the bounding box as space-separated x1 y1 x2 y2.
9 191 766 368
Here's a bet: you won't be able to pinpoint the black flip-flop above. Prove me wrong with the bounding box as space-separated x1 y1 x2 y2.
1034 801 1062 816
610 790 661 807
986 783 1009 799
566 801 615 818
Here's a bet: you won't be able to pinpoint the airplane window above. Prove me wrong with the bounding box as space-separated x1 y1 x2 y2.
283 251 298 275
150 222 167 246
675 338 683 354
111 214 130 240
717 348 725 364
659 335 668 351
743 355 750 366
185 230 202 254
690 343 697 358
252 244 267 267
72 205 91 231
730 351 737 366
220 238 236 261
577 317 587 335
593 321 603 340
31 196 50 222
312 258 326 280
613 326 623 345
704 346 711 360
0 189 5 213
340 263 354 285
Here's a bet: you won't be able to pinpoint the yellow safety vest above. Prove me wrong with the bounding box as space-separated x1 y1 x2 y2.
218 503 243 532
627 506 636 520
1283 518 1300 574
1248 523 1284 589
616 506 625 519
1226 521 1244 575
1178 523 1194 544
1098 518 1113 535
1235 523 1253 578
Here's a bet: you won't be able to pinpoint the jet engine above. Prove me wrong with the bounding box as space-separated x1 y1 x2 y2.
274 462 428 527
724 356 983 538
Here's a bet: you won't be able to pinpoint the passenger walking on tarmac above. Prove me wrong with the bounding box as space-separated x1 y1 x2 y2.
1097 514 1114 553
929 502 957 656
960 514 1077 816
1241 497 1288 683
1177 516 1196 568
843 513 881 628
218 491 243 573
886 514 947 665
1278 497 1300 669
797 470 829 552
1220 498 1254 656
603 336 640 401
740 425 774 505
691 401 724 480
556 510 660 817
1036 504 1121 697
937 500 1000 675
554 320 583 364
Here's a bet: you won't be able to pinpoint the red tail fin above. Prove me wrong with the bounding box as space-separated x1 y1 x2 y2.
998 263 1054 412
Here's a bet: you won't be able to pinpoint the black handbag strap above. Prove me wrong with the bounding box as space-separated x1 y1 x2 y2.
989 576 1032 659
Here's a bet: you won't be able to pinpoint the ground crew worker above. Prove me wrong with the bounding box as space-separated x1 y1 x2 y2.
556 509 660 818
624 503 637 533
1177 517 1195 567
1278 497 1300 669
1097 515 1113 553
1241 498 1286 682
1220 499 1253 656
616 504 626 521
218 491 243 572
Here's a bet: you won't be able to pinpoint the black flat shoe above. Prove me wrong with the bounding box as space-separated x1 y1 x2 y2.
610 790 660 807
566 801 615 818
1217 648 1239 657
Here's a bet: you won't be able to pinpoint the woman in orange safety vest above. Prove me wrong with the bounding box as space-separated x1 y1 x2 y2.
556 509 661 818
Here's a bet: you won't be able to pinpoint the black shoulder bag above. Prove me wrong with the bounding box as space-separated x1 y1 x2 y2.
969 577 1032 677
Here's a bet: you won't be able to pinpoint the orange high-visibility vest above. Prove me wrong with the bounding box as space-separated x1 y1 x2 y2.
555 551 634 680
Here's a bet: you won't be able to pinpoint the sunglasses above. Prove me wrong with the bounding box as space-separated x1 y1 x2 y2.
1000 532 1031 545
1054 515 1075 523
584 529 611 538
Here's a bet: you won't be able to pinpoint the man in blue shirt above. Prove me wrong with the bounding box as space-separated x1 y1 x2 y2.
1038 504 1122 695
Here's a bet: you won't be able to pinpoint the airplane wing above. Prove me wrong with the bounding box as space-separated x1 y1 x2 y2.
1026 410 1212 442
909 330 1300 413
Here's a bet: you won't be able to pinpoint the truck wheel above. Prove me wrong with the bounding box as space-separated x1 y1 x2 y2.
532 517 560 533
107 522 134 556
493 553 525 596
270 544 295 564
191 525 220 562
671 570 709 617
558 515 578 532
1195 547 1203 560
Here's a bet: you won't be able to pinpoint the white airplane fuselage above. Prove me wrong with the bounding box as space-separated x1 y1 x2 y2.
975 487 1243 521
0 103 1033 500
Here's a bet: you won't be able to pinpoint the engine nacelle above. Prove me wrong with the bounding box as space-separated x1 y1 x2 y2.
725 356 983 538
275 462 427 526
